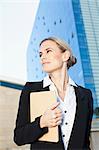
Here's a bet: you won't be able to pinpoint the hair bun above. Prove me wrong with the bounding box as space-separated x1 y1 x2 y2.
67 56 77 69
72 56 77 65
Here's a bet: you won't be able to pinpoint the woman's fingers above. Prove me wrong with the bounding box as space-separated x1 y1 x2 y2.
51 117 62 123
50 116 62 126
51 108 63 127
52 107 62 118
40 102 62 128
52 112 62 119
57 120 62 125
50 102 60 110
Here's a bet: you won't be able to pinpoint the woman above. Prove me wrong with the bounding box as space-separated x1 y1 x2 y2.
14 37 93 150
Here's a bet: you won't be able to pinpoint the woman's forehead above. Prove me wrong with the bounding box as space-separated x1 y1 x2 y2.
39 40 59 51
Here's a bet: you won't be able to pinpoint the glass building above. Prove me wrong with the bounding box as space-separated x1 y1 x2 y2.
72 0 99 117
27 0 99 118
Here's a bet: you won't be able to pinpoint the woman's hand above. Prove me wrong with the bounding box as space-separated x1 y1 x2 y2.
40 102 62 128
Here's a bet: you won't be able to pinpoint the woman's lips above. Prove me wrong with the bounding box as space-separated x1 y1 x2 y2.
42 62 50 65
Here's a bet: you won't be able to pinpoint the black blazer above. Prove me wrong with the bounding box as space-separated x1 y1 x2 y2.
14 81 93 150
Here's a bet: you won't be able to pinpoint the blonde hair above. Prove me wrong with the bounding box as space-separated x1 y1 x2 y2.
39 37 77 69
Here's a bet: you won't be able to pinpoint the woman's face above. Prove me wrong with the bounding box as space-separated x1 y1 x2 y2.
39 40 66 74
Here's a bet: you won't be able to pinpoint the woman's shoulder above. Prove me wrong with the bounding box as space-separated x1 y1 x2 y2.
22 80 43 91
24 81 43 86
77 84 92 95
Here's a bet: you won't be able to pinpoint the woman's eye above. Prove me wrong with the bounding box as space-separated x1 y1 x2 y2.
47 50 51 53
39 53 42 57
39 49 52 57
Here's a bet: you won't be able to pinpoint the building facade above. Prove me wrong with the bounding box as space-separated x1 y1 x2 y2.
72 0 99 116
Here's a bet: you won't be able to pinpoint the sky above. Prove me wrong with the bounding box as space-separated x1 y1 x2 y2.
0 0 40 84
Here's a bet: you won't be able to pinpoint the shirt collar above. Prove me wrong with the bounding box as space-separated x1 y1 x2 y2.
43 75 77 88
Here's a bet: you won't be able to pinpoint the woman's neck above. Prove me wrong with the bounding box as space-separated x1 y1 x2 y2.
49 64 69 93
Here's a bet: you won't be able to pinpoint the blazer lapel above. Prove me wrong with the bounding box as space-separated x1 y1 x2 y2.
68 86 88 149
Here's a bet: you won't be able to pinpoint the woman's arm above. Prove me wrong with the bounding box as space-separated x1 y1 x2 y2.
14 82 48 146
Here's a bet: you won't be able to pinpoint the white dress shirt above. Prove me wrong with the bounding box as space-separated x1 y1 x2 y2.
43 75 77 150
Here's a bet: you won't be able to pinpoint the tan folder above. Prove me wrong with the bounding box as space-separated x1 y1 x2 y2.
30 91 59 142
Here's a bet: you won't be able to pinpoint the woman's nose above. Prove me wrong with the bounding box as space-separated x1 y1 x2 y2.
41 53 46 60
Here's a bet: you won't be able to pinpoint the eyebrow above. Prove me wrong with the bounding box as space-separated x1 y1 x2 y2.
39 47 53 53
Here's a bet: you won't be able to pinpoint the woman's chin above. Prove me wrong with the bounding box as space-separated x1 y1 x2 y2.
42 68 53 73
43 70 52 73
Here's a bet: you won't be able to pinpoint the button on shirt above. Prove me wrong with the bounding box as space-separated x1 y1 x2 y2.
43 76 77 150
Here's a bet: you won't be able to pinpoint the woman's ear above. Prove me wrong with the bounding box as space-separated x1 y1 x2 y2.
62 51 70 62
